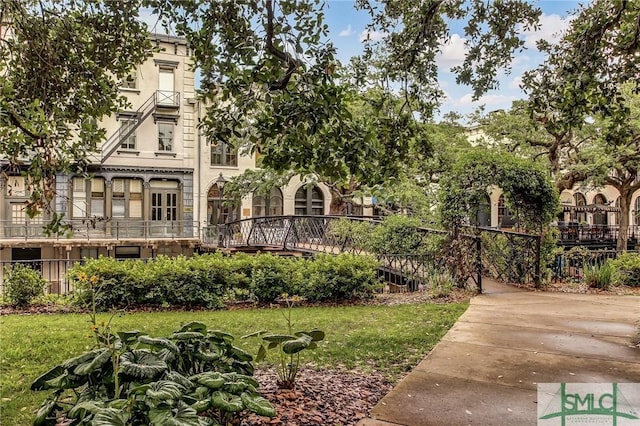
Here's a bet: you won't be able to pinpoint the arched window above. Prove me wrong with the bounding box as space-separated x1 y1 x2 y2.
475 195 491 227
593 193 608 225
294 185 324 215
207 183 238 225
498 195 516 227
252 187 283 217
572 192 587 223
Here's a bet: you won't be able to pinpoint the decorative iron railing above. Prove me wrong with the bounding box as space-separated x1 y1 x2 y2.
0 220 200 240
554 224 640 246
474 227 542 286
208 215 484 292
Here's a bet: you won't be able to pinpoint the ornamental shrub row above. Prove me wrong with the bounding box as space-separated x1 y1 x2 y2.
69 252 381 310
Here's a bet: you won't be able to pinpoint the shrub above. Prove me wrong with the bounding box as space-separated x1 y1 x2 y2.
583 262 613 290
303 254 380 302
428 270 456 297
609 253 640 287
3 263 46 307
249 254 297 303
368 215 427 254
31 321 274 425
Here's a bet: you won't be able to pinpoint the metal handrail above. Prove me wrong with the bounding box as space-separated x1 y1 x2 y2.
0 220 200 241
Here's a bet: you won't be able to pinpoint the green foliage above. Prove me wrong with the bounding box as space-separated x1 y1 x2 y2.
31 322 273 425
439 149 559 233
249 254 299 303
428 271 455 298
583 262 613 290
243 297 324 389
0 1 153 227
1 303 468 425
69 253 381 310
3 263 46 307
368 216 428 254
327 218 376 252
301 254 381 302
608 253 640 287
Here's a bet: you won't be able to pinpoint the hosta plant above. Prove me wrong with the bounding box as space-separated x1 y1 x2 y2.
243 295 324 389
31 321 274 425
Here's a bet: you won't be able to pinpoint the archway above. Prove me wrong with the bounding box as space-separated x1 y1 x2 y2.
294 185 324 215
207 183 239 225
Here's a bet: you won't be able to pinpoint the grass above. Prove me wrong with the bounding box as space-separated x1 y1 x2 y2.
0 302 467 426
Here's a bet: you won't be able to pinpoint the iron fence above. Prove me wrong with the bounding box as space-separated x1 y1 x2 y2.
551 249 640 282
0 259 83 295
475 227 541 286
0 220 200 241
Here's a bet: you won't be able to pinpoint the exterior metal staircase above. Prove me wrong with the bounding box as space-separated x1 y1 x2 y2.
99 90 180 164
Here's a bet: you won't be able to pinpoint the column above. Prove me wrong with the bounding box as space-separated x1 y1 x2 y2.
105 180 112 237
0 175 5 238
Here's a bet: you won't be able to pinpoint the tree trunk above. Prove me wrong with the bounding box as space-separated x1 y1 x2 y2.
617 189 633 252
329 189 349 215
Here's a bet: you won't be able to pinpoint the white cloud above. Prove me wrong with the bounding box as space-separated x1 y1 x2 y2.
520 13 575 50
339 24 354 37
508 75 523 90
455 93 517 107
436 34 468 68
359 30 386 42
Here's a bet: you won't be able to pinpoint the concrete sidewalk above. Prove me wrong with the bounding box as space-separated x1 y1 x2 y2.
359 280 640 426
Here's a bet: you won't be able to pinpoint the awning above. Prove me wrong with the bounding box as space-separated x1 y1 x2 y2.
562 204 621 213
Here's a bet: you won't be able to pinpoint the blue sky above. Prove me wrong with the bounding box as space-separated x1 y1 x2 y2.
143 1 583 121
319 1 583 119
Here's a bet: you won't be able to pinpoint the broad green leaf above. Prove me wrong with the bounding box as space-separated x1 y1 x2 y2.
74 349 110 376
68 401 105 419
138 336 180 354
91 407 130 426
295 329 325 341
282 334 313 354
62 349 106 369
117 330 142 344
31 365 64 391
262 334 296 344
164 371 194 391
177 321 207 333
230 346 253 362
119 350 167 379
33 391 61 426
196 372 225 389
44 371 88 390
241 392 276 418
211 391 244 412
190 398 211 413
255 344 267 362
193 348 221 362
148 401 200 426
170 332 205 341
146 381 185 402
207 330 234 343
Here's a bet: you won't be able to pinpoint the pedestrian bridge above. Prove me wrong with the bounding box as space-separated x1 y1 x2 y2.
203 215 544 293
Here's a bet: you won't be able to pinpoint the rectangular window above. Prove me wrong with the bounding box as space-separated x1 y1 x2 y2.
119 69 137 89
210 142 238 166
158 122 174 151
72 177 105 218
119 119 136 150
111 178 143 219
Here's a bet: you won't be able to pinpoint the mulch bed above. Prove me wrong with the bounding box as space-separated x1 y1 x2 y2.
245 368 393 426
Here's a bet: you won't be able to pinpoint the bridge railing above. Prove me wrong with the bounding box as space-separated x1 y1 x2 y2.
215 215 483 291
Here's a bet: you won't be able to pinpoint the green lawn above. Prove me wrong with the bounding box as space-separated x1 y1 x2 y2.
0 302 467 426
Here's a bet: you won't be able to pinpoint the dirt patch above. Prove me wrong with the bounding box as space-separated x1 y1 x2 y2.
245 368 393 426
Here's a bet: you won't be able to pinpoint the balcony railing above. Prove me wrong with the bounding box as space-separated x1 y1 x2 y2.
554 223 640 244
0 220 200 241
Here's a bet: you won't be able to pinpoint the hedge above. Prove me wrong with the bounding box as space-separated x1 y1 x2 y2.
69 252 381 310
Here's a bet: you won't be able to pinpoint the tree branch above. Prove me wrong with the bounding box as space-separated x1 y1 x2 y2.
264 0 301 91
